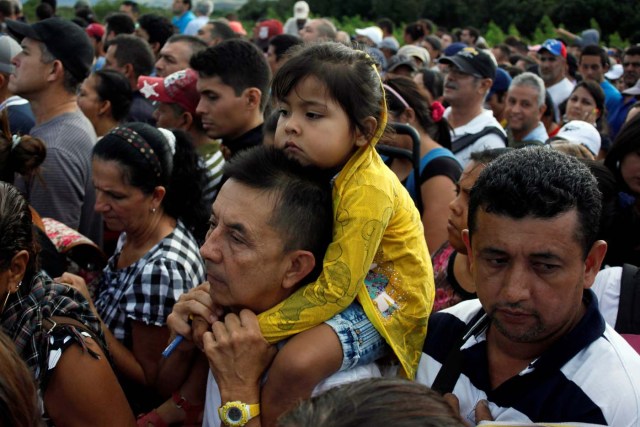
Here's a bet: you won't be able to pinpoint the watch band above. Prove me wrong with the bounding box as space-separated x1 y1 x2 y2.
218 401 260 426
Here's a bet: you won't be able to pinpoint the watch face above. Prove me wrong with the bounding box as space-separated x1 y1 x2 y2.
228 407 243 422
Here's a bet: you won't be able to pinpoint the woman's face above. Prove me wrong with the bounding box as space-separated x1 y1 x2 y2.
447 161 485 253
77 74 105 131
92 158 159 233
620 150 640 195
565 86 599 124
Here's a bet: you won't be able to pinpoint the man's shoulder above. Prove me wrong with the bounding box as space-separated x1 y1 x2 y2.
453 110 506 137
423 299 483 356
32 111 96 147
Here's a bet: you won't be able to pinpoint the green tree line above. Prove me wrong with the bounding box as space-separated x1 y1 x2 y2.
239 0 639 47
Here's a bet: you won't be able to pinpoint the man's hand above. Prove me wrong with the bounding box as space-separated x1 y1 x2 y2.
166 282 222 351
203 309 277 402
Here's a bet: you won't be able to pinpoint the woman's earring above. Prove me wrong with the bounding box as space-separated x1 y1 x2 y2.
0 281 18 315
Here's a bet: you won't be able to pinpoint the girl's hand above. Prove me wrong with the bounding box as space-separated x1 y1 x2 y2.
55 272 97 313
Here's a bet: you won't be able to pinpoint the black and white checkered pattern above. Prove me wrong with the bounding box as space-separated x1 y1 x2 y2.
95 220 205 342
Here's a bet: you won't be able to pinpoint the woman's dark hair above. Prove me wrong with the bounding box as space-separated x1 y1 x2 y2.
0 111 46 184
93 70 133 122
93 123 209 240
604 114 640 195
0 183 38 278
278 378 465 427
415 67 444 100
581 159 617 242
0 331 41 427
404 22 424 43
384 76 451 149
272 43 384 140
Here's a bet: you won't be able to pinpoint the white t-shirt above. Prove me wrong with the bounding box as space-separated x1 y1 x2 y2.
546 78 575 122
592 266 623 328
445 108 506 167
203 363 383 426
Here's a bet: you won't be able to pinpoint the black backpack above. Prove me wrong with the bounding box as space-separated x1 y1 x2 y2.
451 126 507 154
615 264 640 334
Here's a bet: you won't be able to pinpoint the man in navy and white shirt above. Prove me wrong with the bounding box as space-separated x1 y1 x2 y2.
417 148 640 426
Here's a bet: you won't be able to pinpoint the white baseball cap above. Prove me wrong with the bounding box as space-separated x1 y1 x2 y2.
293 1 309 19
555 120 601 156
355 26 383 46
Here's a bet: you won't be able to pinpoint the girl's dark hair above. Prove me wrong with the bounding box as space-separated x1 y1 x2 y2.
604 114 640 195
0 111 46 184
272 43 383 140
0 182 38 278
94 70 133 122
385 76 451 149
93 123 209 240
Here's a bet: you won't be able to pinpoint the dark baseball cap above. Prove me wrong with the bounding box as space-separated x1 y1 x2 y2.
438 46 496 80
6 18 94 82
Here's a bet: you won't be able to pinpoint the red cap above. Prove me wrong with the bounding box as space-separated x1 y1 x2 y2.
228 21 247 36
137 68 199 115
85 23 105 40
256 19 283 40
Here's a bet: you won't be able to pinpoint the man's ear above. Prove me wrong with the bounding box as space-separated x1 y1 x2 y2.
583 240 607 289
179 111 193 130
538 103 547 120
150 42 161 56
48 60 65 83
478 78 493 95
355 116 378 147
243 87 262 111
281 250 316 290
123 63 135 81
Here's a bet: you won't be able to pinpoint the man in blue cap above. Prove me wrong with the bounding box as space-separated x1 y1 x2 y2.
538 38 574 121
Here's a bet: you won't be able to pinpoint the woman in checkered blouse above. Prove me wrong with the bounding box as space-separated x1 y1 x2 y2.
68 122 209 413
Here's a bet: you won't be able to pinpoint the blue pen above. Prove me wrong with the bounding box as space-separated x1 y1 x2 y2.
162 335 184 358
162 314 193 358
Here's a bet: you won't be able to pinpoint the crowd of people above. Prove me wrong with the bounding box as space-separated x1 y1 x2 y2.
0 0 639 426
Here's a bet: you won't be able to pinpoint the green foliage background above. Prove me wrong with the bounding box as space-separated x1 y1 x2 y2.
238 0 637 46
21 0 638 47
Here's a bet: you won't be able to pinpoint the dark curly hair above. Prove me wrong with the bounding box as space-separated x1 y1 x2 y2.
469 147 602 257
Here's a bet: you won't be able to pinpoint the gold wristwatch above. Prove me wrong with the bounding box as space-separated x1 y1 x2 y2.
218 401 260 426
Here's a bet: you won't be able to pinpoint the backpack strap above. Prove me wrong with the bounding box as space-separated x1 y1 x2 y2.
451 126 507 154
615 264 640 334
431 312 489 394
406 148 460 201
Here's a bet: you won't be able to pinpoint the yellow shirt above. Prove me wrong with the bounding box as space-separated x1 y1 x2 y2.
258 142 434 378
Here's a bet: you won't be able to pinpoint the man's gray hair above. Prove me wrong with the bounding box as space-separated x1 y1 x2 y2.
510 72 546 107
194 0 212 16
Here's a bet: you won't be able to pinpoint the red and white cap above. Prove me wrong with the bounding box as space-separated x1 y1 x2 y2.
137 68 200 115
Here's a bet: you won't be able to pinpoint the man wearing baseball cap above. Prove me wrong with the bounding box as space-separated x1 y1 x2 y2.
438 47 506 166
7 17 102 246
537 38 574 121
138 68 224 204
